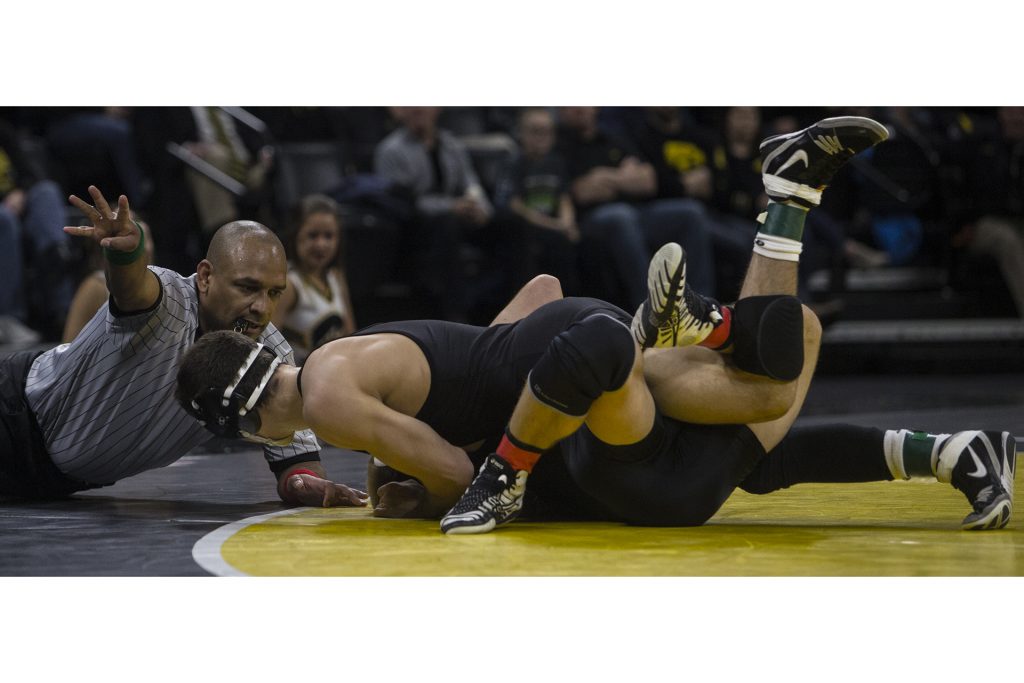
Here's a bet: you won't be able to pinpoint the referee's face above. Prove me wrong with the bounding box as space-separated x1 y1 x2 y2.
198 244 288 338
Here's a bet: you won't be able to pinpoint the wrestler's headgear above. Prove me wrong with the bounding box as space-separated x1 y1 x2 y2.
185 342 292 446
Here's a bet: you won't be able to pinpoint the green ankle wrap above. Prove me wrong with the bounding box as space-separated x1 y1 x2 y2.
761 202 807 241
903 431 937 478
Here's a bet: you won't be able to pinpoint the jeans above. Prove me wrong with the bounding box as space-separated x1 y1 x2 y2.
579 198 716 310
0 181 74 318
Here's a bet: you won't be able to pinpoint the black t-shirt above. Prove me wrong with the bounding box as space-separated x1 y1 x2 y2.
494 153 568 217
630 120 719 200
557 126 638 181
710 143 764 219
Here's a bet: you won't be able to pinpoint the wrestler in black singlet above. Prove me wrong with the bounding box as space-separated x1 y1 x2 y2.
354 297 769 526
353 297 621 519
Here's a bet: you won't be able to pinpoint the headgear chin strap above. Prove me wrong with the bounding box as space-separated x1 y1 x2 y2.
188 343 293 446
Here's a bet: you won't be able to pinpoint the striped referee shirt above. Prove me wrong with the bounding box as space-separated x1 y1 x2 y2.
25 266 320 484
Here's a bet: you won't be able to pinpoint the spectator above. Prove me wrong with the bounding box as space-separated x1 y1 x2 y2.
958 106 1024 316
271 194 357 362
492 108 580 295
0 118 75 341
632 106 752 299
373 106 496 321
556 106 715 310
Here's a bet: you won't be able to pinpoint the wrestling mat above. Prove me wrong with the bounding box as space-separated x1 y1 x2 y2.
194 478 1024 576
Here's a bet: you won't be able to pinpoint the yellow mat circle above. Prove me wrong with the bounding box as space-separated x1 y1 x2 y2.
198 480 1023 576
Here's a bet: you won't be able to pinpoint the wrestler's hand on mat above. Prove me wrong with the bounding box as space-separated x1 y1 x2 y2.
284 473 368 508
373 480 429 518
367 456 417 508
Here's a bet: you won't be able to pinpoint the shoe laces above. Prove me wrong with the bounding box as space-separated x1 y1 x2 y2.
453 458 512 509
680 286 721 328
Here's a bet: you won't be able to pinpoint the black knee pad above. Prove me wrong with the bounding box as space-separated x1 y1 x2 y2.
529 314 635 416
732 295 804 381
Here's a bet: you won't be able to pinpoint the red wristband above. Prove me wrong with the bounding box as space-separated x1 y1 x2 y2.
287 468 320 479
279 468 320 498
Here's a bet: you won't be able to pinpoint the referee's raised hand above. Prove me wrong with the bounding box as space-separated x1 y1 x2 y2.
64 185 139 253
64 184 159 311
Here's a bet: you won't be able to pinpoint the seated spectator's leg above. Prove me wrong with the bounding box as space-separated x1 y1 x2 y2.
639 198 716 297
969 216 1024 317
22 181 67 254
22 180 75 324
0 208 24 317
578 203 648 308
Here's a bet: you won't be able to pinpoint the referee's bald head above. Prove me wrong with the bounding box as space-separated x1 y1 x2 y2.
207 220 285 268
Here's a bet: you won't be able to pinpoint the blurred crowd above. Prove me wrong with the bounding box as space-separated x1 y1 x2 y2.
2 105 1023 348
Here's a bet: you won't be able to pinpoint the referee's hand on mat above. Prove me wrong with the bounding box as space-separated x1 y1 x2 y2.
283 473 368 508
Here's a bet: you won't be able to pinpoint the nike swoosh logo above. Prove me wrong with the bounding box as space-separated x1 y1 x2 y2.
776 149 809 175
967 445 988 478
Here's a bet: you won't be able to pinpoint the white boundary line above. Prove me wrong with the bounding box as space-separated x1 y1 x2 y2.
192 507 312 576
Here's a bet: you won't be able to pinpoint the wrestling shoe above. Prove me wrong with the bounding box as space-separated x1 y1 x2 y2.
441 455 528 535
937 430 1016 530
631 242 723 349
760 116 890 208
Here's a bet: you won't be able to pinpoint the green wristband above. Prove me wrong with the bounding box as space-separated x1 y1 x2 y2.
104 220 146 266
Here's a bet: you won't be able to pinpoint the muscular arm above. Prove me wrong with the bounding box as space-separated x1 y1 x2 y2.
310 395 474 517
301 344 475 517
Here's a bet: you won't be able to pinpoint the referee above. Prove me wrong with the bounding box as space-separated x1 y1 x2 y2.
0 185 366 507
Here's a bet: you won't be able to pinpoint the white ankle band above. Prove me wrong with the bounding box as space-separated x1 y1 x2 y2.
753 232 802 262
763 174 823 206
883 429 910 480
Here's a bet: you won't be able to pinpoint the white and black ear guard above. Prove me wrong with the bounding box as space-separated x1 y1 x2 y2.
187 343 283 443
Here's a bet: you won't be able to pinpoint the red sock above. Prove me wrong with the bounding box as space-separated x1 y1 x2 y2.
698 304 733 350
496 431 543 472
